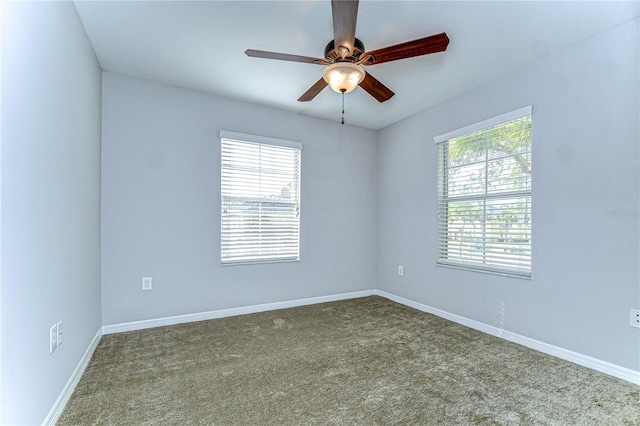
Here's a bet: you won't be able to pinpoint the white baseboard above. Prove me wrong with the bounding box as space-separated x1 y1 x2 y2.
102 289 376 335
42 329 102 425
375 290 640 386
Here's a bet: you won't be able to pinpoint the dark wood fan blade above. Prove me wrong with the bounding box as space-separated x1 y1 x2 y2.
359 72 394 102
245 49 327 65
331 0 359 58
362 32 449 65
298 78 328 102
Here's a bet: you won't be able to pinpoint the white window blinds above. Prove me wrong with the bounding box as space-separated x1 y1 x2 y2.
220 131 302 265
434 107 532 278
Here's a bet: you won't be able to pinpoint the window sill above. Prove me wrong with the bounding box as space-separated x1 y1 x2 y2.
436 261 531 280
221 258 300 267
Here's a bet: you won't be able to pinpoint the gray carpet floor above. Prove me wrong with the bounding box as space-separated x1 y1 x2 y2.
58 296 639 425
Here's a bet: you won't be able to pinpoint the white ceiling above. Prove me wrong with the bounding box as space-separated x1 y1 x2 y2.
74 1 638 130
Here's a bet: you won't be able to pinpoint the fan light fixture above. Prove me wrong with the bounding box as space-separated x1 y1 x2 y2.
322 62 365 94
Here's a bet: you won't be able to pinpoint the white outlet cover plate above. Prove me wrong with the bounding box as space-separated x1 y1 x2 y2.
631 309 640 328
142 277 153 290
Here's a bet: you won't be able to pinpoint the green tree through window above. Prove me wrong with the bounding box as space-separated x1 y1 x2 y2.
436 110 532 277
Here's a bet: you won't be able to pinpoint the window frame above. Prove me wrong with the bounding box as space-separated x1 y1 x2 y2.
433 106 532 279
219 130 302 266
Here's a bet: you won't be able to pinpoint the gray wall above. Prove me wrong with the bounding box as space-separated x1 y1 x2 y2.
101 72 378 325
1 4 637 423
376 19 640 371
1 2 103 424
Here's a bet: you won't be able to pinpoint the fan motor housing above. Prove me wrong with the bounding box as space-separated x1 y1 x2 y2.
324 38 365 62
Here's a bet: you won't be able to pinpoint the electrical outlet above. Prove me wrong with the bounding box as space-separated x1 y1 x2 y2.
57 321 63 345
631 309 640 328
49 325 58 353
142 276 153 291
397 265 404 276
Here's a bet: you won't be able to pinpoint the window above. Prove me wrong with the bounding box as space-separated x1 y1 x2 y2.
220 130 302 265
434 106 532 278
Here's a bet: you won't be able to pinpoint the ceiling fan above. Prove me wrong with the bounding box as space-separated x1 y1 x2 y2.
245 0 449 103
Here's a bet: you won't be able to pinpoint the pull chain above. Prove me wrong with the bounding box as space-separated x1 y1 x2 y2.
341 90 345 125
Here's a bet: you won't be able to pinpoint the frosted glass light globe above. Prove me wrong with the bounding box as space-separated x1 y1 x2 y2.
322 62 365 94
